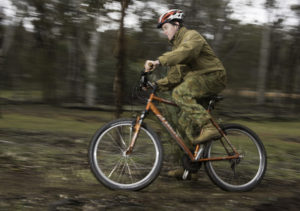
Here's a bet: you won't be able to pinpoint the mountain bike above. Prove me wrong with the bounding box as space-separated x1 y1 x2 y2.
88 70 267 191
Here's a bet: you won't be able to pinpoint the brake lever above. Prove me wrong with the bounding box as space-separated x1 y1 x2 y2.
139 70 147 90
139 69 156 91
147 81 154 88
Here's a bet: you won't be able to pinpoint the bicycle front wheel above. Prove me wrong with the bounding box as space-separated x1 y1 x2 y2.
204 123 267 192
88 118 163 190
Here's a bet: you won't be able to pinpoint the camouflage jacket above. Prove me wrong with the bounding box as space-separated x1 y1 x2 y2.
156 27 226 90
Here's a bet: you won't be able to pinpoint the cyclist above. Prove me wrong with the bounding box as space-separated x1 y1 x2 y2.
144 9 227 177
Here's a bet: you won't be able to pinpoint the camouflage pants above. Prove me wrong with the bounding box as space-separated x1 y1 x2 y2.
172 70 226 143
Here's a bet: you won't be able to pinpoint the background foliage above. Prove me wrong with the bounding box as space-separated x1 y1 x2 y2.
1 0 300 116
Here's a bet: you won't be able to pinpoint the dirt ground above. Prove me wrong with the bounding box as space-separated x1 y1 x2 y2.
0 105 300 210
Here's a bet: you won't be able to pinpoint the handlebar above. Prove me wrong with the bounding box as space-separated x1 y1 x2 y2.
139 70 157 92
132 69 158 103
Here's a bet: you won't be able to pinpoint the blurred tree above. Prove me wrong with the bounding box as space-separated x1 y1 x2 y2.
256 0 275 105
0 0 20 90
62 0 86 103
210 0 230 56
267 19 283 92
286 4 300 95
80 0 106 106
256 24 271 105
0 0 299 112
114 0 130 117
291 4 300 94
29 0 57 103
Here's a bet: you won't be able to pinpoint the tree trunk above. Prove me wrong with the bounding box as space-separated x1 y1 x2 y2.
0 23 16 117
113 0 129 118
67 36 82 102
0 24 16 88
85 30 100 106
256 24 271 105
212 0 229 56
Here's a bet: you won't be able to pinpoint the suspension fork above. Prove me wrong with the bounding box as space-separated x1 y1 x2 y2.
126 92 156 155
126 110 147 155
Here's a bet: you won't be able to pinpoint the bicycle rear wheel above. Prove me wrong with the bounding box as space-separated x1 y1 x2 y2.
204 123 267 192
88 118 163 190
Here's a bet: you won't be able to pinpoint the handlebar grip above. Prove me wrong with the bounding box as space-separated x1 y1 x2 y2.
148 62 154 68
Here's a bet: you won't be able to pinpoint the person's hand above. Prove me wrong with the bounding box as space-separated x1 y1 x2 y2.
144 60 160 72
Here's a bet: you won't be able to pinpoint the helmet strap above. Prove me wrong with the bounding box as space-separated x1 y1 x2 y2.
170 20 183 28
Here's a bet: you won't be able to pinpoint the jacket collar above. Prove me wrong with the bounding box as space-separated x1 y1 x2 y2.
169 26 188 46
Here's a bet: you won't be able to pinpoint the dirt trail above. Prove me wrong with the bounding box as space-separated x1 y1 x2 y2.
1 129 300 210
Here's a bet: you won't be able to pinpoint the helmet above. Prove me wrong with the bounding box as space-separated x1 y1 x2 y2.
157 9 184 28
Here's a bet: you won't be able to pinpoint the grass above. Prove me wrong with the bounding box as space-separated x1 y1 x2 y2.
0 104 117 135
1 90 43 101
1 104 300 181
231 120 300 137
1 104 300 210
2 112 100 134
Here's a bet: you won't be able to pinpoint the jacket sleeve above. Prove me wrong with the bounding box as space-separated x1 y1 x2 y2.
156 64 190 91
158 31 204 66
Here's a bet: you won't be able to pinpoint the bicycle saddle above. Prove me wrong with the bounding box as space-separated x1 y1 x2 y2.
210 95 224 103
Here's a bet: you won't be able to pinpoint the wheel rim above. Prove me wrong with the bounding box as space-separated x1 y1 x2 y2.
92 122 160 188
207 128 265 189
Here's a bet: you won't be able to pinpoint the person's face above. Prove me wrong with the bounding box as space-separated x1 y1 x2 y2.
161 22 179 40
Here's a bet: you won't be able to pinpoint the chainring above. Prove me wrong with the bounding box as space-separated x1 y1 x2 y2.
182 154 202 173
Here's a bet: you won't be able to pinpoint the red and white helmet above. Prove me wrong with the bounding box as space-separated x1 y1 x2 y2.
157 9 184 28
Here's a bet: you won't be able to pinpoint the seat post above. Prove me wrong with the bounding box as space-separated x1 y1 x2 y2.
207 99 215 112
206 95 223 112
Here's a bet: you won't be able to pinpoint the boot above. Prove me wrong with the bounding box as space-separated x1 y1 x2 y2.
167 168 184 179
167 168 198 180
193 122 221 144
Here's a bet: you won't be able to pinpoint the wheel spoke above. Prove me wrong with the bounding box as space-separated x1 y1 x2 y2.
205 124 266 191
107 132 123 152
125 159 134 183
116 127 127 148
117 158 127 182
89 120 162 190
108 157 123 178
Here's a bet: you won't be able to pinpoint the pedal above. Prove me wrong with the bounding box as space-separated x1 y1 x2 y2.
182 170 190 180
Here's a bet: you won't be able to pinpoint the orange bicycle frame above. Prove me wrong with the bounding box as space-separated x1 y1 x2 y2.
127 92 240 162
